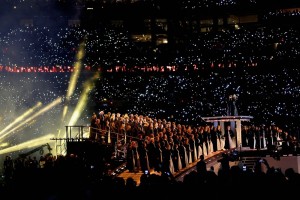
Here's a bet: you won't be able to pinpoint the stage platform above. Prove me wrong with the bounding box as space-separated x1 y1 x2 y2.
117 146 300 185
117 149 233 185
63 139 300 185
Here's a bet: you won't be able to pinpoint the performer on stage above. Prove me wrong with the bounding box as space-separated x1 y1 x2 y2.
224 125 235 150
227 94 238 116
89 113 98 141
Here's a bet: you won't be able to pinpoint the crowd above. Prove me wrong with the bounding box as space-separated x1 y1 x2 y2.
1 1 300 198
0 17 300 71
1 138 300 199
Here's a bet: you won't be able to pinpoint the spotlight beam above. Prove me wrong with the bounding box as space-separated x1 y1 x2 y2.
62 38 86 121
0 97 62 141
58 73 99 152
0 134 55 155
0 102 42 137
68 73 99 126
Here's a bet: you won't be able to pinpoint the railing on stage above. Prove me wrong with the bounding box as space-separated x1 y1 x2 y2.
65 125 88 142
50 125 138 159
50 125 90 156
202 115 253 149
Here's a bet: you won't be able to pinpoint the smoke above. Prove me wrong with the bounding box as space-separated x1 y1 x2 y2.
0 72 95 163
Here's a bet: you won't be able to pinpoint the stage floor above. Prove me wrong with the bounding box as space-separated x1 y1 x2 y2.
117 149 232 185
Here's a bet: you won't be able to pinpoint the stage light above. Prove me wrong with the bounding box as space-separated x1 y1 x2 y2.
0 97 62 141
0 134 55 155
68 72 99 126
62 39 86 121
0 102 42 138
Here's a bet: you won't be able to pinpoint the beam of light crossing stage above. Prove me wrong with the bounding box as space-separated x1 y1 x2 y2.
0 102 42 137
2 119 37 140
0 97 62 141
57 73 99 152
61 39 86 121
68 73 99 126
0 142 9 148
0 134 55 155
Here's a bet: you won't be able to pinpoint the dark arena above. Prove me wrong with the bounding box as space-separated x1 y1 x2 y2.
1 0 300 199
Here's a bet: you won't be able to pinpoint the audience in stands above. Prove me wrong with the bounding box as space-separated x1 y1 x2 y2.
1 1 300 197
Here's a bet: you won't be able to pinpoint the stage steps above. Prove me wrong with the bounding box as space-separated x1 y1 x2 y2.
240 156 261 171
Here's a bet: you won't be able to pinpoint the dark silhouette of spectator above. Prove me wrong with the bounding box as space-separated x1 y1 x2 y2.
125 177 137 192
218 153 231 172
196 154 207 174
3 156 14 184
284 167 300 185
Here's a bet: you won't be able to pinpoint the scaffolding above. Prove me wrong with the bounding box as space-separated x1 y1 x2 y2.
50 125 89 156
50 125 131 159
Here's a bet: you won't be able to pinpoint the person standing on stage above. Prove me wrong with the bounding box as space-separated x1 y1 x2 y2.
224 125 234 150
89 112 98 141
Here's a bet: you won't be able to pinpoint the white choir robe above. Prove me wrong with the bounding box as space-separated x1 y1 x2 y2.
183 147 189 167
203 143 208 157
188 149 192 164
193 145 197 161
197 145 203 159
229 134 236 149
221 137 225 150
217 138 222 151
107 128 111 144
207 141 212 154
262 137 266 149
177 151 182 171
209 141 214 154
169 155 175 174
253 137 256 149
